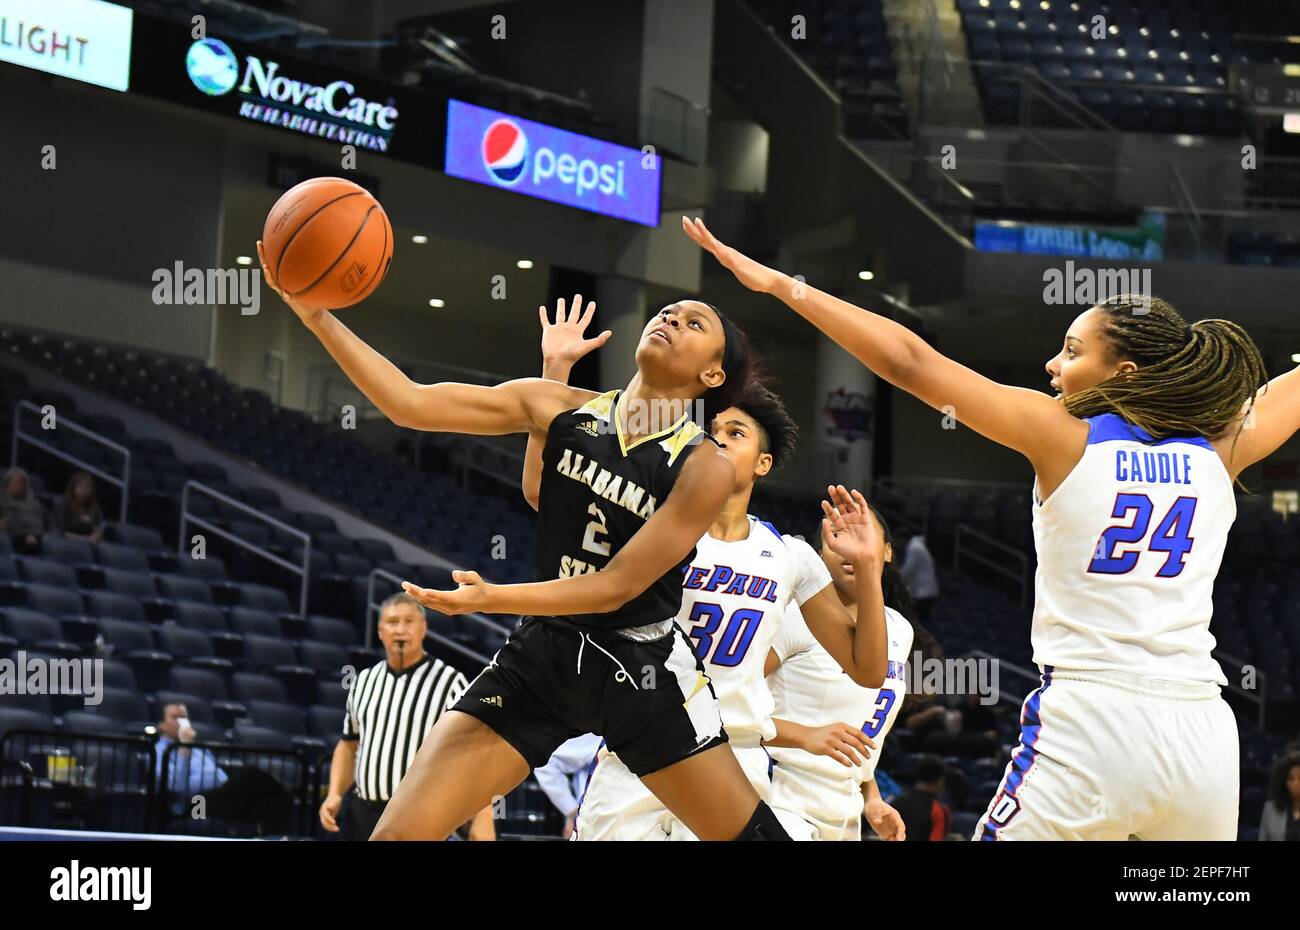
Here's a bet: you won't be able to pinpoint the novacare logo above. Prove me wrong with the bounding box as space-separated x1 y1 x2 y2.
50 860 151 911
238 56 398 130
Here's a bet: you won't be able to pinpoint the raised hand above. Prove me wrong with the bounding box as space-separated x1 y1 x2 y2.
681 216 784 294
539 293 611 371
820 485 886 567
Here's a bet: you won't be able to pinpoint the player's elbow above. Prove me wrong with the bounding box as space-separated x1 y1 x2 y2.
851 661 888 690
522 483 540 512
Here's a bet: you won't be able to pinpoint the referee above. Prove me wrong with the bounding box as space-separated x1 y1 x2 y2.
320 592 496 840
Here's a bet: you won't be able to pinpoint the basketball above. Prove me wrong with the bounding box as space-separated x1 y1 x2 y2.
261 177 393 311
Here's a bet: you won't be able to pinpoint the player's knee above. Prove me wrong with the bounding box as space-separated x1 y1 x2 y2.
733 801 791 841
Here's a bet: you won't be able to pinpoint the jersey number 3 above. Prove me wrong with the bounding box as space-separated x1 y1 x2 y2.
1088 493 1196 578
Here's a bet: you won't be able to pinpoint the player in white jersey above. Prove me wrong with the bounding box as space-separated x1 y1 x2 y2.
521 299 891 840
767 508 930 841
689 217 1299 839
571 399 887 840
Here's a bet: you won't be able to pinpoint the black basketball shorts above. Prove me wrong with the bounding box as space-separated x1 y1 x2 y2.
453 617 726 777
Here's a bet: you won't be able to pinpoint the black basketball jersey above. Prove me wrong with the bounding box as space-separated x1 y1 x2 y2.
534 389 711 631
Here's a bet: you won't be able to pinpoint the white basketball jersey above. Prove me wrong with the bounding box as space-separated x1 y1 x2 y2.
1031 413 1233 685
677 516 832 745
767 605 913 785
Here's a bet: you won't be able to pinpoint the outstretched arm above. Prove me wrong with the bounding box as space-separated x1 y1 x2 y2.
682 218 1086 475
1221 365 1300 480
259 240 590 435
404 441 735 616
523 295 612 510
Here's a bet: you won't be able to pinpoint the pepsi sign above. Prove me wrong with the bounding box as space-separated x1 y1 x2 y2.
445 99 661 227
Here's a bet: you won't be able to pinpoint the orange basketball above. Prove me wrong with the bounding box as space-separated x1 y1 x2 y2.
262 177 393 311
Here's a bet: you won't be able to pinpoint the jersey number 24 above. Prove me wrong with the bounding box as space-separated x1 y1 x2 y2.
1088 493 1196 578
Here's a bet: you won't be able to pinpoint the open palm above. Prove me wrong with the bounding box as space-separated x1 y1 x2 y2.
539 293 612 367
681 216 783 294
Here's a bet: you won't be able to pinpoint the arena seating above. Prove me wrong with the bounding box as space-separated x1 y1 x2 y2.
744 0 909 137
953 0 1285 135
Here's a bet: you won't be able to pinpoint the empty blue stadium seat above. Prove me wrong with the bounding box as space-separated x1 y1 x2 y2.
85 590 147 623
237 584 291 613
105 523 165 550
232 672 289 704
17 558 79 589
96 541 152 573
85 686 152 725
156 574 213 604
229 607 281 638
245 700 306 736
305 616 358 647
168 667 228 701
298 640 348 676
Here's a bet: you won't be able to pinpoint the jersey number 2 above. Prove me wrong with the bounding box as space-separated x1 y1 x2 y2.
1088 493 1196 578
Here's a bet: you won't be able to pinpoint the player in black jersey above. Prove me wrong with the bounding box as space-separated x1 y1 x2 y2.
260 247 882 838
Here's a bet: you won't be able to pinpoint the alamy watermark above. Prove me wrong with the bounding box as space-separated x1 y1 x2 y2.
152 261 261 315
1042 261 1152 313
0 651 103 706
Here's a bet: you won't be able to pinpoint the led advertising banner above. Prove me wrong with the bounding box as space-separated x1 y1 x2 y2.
128 16 447 168
444 99 662 226
975 213 1166 261
0 0 133 91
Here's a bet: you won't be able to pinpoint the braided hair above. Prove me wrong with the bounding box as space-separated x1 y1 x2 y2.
1063 295 1267 448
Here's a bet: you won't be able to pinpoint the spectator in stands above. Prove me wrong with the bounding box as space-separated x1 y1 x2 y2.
155 703 292 835
900 534 939 624
1259 752 1300 841
320 593 495 841
156 703 228 799
534 732 602 838
0 466 49 554
892 754 952 842
54 470 104 543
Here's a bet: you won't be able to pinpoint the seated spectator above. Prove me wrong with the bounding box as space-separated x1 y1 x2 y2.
154 703 290 835
1259 752 1300 841
54 470 104 542
0 466 49 554
893 755 952 842
155 703 228 809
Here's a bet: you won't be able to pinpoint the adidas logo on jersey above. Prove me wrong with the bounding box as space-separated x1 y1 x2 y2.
760 550 772 558
574 419 601 438
480 695 503 707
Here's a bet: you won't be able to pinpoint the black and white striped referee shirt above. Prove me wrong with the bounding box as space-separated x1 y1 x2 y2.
342 654 468 802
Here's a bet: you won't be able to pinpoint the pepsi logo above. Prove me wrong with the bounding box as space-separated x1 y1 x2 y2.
482 119 528 185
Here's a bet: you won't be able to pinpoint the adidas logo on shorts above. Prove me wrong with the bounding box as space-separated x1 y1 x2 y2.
480 695 503 707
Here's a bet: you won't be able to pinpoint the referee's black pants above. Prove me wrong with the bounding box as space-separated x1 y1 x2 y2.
339 790 388 841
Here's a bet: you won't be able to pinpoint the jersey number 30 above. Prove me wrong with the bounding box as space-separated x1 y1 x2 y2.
686 602 764 668
1088 493 1196 578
